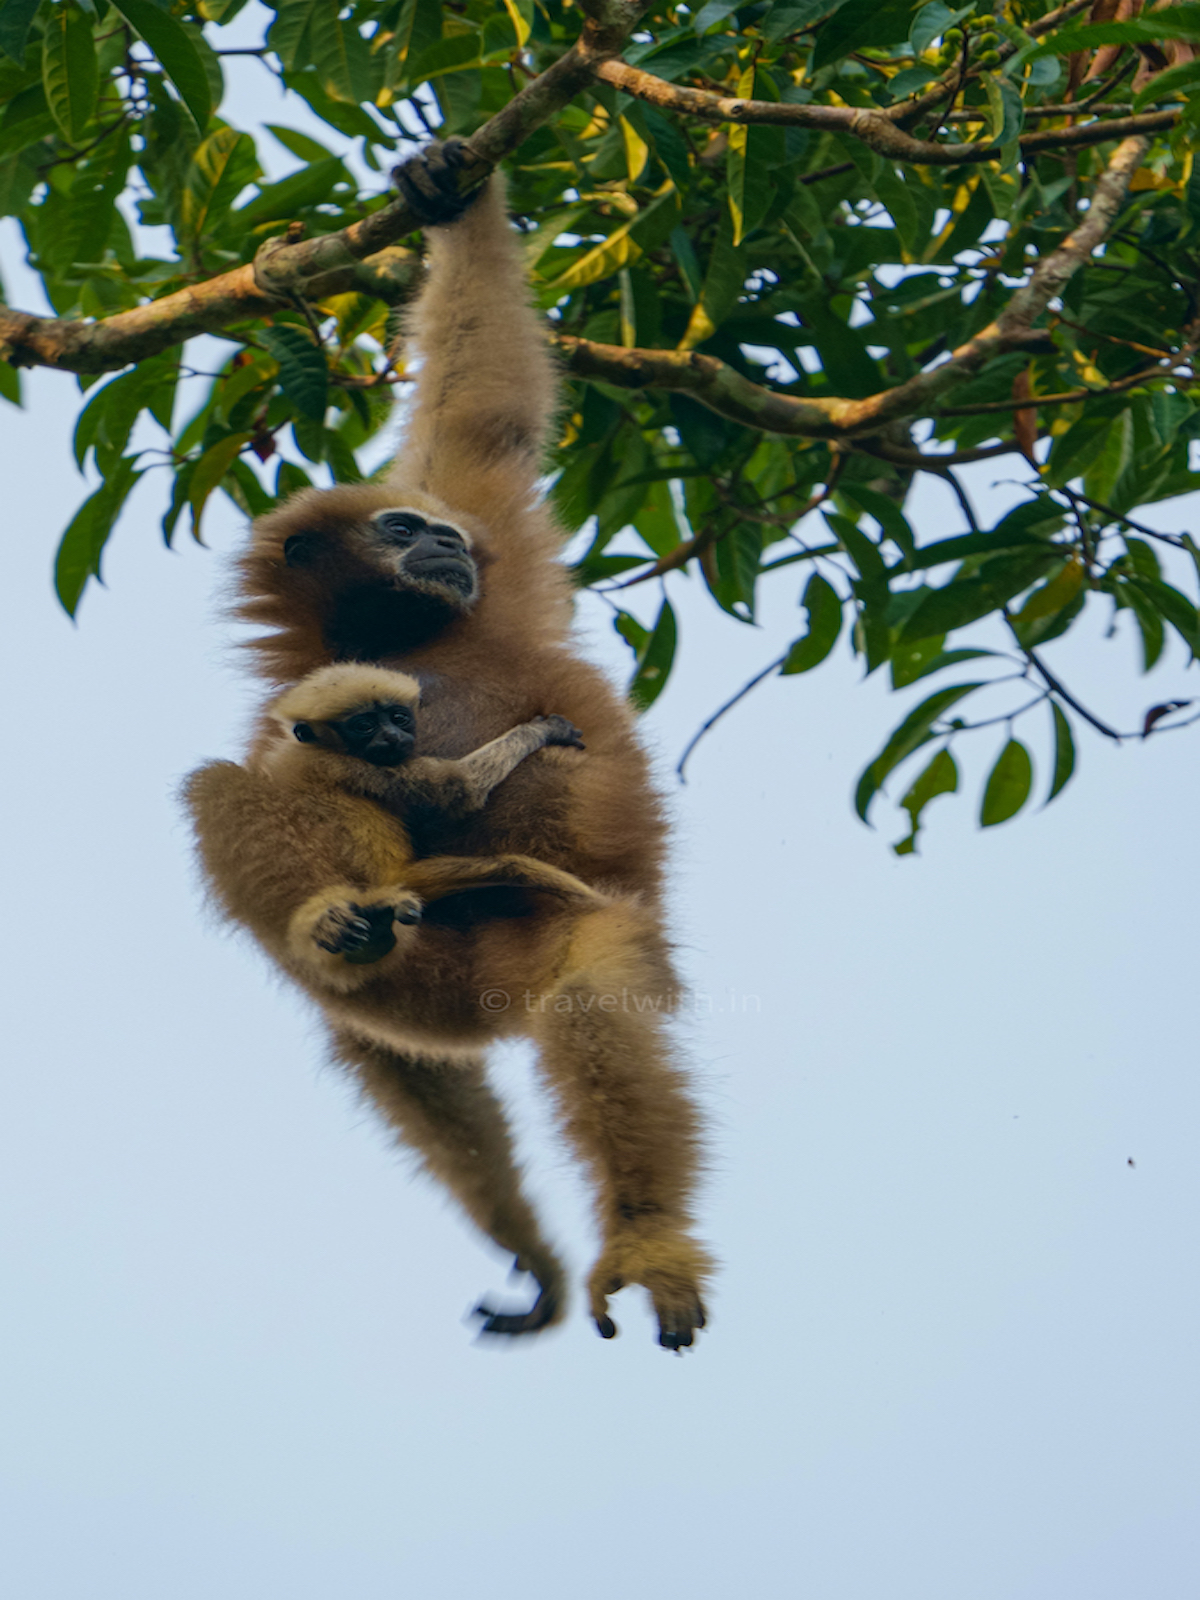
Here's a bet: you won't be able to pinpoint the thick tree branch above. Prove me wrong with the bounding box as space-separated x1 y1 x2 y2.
596 59 1177 165
559 135 1149 443
0 1 651 376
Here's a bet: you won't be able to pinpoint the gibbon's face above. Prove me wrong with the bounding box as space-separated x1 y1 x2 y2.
294 699 417 768
251 487 485 659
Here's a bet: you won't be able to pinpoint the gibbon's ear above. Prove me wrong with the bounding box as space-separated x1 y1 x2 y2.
293 722 319 744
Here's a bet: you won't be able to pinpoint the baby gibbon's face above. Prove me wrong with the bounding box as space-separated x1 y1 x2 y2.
294 699 417 767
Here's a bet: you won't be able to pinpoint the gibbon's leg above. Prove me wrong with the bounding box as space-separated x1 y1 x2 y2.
404 853 606 907
393 144 557 514
331 1031 566 1335
403 716 585 818
528 901 712 1352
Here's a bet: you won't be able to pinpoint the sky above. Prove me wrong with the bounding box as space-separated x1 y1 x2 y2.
2 36 1199 1600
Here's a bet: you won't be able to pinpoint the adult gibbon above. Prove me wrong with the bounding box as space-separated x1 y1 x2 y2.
189 660 605 981
186 140 711 1350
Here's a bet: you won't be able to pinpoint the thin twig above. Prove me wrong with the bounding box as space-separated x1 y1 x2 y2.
677 655 788 781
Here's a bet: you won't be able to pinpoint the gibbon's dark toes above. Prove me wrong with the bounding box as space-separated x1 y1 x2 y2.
655 1295 706 1353
393 137 480 227
595 1314 618 1340
474 1280 560 1337
392 901 422 926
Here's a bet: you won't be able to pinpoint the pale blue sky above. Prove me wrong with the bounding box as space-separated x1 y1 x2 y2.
2 35 1198 1598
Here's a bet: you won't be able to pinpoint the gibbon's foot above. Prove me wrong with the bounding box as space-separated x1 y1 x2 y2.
537 714 586 751
588 1230 712 1353
393 137 481 227
312 893 423 964
474 1259 563 1337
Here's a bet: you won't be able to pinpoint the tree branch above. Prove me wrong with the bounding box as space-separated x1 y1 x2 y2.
596 59 1176 166
0 2 652 376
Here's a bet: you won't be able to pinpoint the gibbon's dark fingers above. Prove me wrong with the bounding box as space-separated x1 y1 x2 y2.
536 714 586 751
393 137 482 228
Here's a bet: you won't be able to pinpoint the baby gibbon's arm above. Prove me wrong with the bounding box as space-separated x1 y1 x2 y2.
397 715 584 818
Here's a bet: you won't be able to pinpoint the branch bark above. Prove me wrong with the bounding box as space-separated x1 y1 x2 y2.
559 135 1150 442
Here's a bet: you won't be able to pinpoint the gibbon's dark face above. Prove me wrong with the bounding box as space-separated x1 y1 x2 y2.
279 504 480 659
294 700 416 768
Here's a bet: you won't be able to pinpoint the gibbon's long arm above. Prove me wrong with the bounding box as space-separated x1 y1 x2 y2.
395 171 558 523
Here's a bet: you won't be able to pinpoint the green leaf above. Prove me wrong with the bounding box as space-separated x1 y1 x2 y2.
324 427 363 484
901 549 1059 642
0 0 40 63
188 431 252 540
1046 703 1076 806
109 0 213 131
1027 11 1200 61
812 0 919 66
613 608 649 657
892 644 995 689
825 510 885 580
781 573 842 674
841 482 916 563
1122 580 1165 671
1129 576 1199 657
42 1 98 142
55 456 142 617
894 748 957 856
233 156 344 229
855 681 983 823
680 217 744 348
259 325 328 421
265 123 334 164
1133 56 1200 109
980 738 1032 828
1082 410 1133 507
629 598 677 711
268 0 322 73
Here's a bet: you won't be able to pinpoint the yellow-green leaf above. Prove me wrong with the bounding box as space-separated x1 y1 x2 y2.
502 0 533 47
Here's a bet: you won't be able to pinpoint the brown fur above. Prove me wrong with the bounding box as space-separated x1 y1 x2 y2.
184 168 711 1348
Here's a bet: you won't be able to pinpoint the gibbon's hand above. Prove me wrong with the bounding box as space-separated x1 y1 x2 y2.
313 893 423 963
393 137 484 227
537 715 586 751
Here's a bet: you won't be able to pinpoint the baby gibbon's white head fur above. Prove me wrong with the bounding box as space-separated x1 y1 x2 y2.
270 664 422 732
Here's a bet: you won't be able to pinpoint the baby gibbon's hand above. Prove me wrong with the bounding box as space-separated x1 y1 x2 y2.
537 715 586 751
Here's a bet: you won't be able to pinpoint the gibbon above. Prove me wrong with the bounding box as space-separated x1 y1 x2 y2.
185 140 711 1349
189 661 605 984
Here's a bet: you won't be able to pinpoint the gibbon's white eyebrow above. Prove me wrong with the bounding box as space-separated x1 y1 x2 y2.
372 507 474 548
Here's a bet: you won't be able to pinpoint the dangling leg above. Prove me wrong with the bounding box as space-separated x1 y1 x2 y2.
528 901 712 1352
330 1030 566 1334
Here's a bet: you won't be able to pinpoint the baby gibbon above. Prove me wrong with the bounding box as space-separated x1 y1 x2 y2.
186 140 711 1349
254 661 605 978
